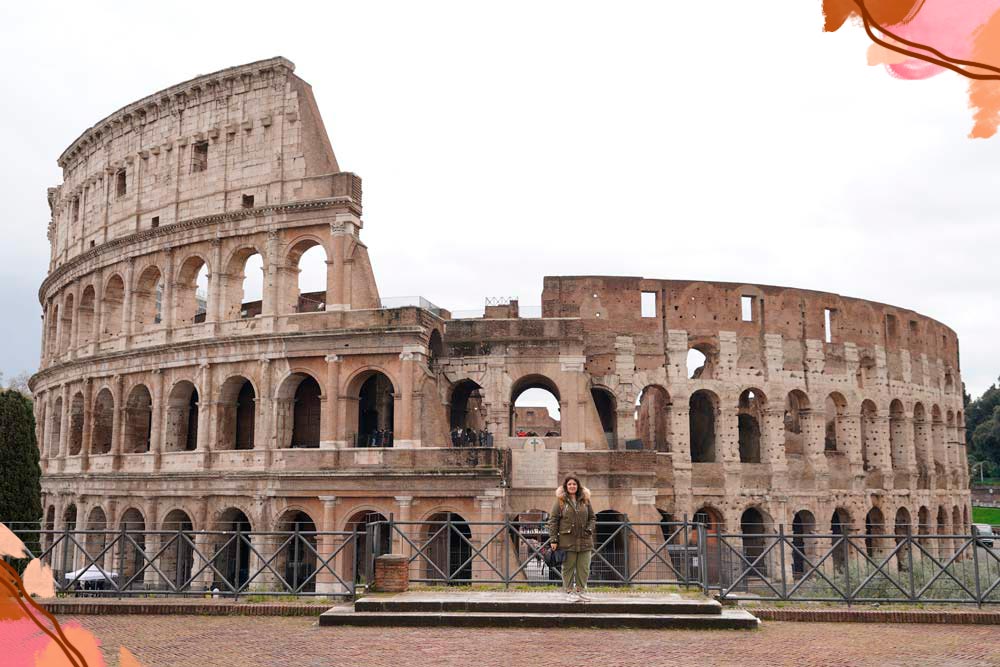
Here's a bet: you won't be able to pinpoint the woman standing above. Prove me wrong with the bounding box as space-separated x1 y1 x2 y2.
547 473 596 601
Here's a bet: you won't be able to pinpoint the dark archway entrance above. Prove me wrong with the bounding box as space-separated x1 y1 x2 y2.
424 512 472 584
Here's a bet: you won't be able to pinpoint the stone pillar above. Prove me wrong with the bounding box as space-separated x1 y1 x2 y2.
262 230 279 317
719 407 740 464
762 408 787 466
258 357 273 462
80 378 93 470
67 281 80 359
328 226 348 311
150 369 164 470
197 363 213 465
321 355 341 448
207 239 223 325
141 502 161 590
396 350 416 448
670 405 691 463
801 409 829 474
393 496 413 563
324 257 339 311
472 491 502 581
111 374 124 470
122 258 135 346
316 496 344 595
58 384 70 461
630 488 660 583
162 248 175 338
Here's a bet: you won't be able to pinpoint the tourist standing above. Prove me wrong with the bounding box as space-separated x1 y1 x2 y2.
546 474 595 601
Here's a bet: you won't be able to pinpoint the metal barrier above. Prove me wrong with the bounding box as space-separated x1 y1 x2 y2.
364 519 708 591
711 528 1000 605
3 525 359 598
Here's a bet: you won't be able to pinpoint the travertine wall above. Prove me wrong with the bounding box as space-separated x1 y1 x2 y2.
31 60 971 586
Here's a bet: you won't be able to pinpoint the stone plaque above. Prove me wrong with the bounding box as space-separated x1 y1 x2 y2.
511 438 559 489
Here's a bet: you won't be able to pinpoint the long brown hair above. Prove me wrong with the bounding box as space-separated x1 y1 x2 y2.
560 473 586 504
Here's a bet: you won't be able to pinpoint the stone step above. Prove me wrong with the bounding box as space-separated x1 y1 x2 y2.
355 596 723 616
319 607 759 630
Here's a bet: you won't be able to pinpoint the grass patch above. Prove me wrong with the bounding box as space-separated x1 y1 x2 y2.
972 506 1000 524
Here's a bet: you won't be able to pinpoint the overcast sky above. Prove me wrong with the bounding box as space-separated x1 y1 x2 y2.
0 1 997 399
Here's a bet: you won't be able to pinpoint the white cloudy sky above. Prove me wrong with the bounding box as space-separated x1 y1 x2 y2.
0 1 997 399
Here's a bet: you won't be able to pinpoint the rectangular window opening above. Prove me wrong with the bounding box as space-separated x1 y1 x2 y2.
191 141 209 173
886 314 899 340
641 291 657 318
72 198 80 222
824 308 834 343
115 170 127 198
741 295 754 322
242 194 255 208
151 216 159 229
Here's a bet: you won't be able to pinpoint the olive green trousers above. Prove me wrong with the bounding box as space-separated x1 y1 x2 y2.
561 549 593 591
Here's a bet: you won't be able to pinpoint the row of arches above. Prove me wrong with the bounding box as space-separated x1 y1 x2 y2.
43 237 330 360
41 369 396 457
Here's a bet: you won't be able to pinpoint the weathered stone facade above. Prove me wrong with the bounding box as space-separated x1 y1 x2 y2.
30 58 971 583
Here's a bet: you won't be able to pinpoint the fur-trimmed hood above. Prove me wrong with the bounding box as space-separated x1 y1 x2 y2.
555 485 591 503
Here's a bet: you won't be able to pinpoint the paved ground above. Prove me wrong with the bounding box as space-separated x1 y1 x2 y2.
59 615 1000 667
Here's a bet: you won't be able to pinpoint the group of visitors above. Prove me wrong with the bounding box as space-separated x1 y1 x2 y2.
363 429 393 447
450 427 492 447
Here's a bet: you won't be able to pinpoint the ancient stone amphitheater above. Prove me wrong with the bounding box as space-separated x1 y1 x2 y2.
30 58 971 587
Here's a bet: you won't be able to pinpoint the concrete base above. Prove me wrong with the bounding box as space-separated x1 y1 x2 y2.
320 591 758 630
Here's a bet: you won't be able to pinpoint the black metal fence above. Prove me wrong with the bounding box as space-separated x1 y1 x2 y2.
3 523 359 598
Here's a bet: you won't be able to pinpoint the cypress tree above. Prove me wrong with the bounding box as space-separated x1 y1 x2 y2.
0 388 42 550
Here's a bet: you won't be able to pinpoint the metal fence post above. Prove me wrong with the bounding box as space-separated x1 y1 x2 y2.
699 522 709 596
446 515 453 584
234 525 241 601
117 522 126 598
351 524 359 598
906 528 916 602
778 524 788 600
682 515 690 585
503 515 510 589
844 535 852 608
971 528 983 607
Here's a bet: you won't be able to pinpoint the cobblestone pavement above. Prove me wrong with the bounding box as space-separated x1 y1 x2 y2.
61 615 1000 667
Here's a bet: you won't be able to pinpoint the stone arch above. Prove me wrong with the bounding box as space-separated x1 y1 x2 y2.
48 395 64 458
689 389 719 463
67 392 84 456
449 379 484 431
123 383 153 453
218 375 257 450
783 390 810 457
118 507 146 589
275 371 323 448
594 509 629 582
165 379 200 452
223 245 266 321
46 302 59 357
173 253 210 327
831 507 852 571
824 392 848 452
101 273 125 339
686 340 717 380
285 236 328 314
740 506 771 577
84 506 108 564
275 509 319 592
133 264 164 332
345 368 397 447
422 511 472 583
428 329 444 365
694 505 725 584
894 506 912 571
59 293 74 353
931 404 945 475
160 509 195 590
865 506 886 557
510 374 562 437
91 388 114 454
43 505 56 554
77 285 96 347
889 399 906 471
913 402 930 488
635 385 671 452
738 388 766 463
917 505 931 546
590 385 617 448
952 506 962 537
860 399 879 471
214 508 253 589
791 509 817 577
345 509 392 584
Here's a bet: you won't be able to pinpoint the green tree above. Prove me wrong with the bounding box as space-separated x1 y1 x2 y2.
966 379 1000 479
0 388 42 528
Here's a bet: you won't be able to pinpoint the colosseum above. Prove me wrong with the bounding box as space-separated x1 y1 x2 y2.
30 57 972 590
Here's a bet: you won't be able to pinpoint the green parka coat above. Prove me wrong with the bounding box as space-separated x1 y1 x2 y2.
547 485 596 552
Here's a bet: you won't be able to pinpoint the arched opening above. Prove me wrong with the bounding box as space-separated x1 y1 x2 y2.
133 265 164 332
738 389 765 463
913 403 930 489
963 506 970 534
161 509 194 590
594 510 628 583
77 286 96 347
174 255 209 326
865 507 885 558
694 506 724 585
889 399 906 471
68 392 84 456
590 387 617 449
783 390 810 457
936 505 948 538
123 384 153 453
831 508 851 572
224 249 264 320
740 507 769 578
276 510 318 592
856 355 877 389
60 505 77 575
84 506 108 566
91 388 114 454
510 375 561 437
218 377 256 450
49 396 63 457
59 294 74 353
894 507 912 572
215 509 252 589
635 385 671 452
689 390 718 463
165 381 199 452
346 511 391 584
424 512 472 583
791 510 816 578
449 380 484 433
952 506 962 539
290 241 327 313
356 372 395 447
511 509 558 583
918 506 931 548
686 345 715 379
43 506 55 555
46 303 59 357
931 406 945 478
860 400 879 471
823 392 847 452
290 375 322 448
119 508 146 590
101 274 125 339
428 330 444 365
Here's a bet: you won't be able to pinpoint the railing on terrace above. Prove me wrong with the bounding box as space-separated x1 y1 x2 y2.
2 524 359 599
378 296 442 316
